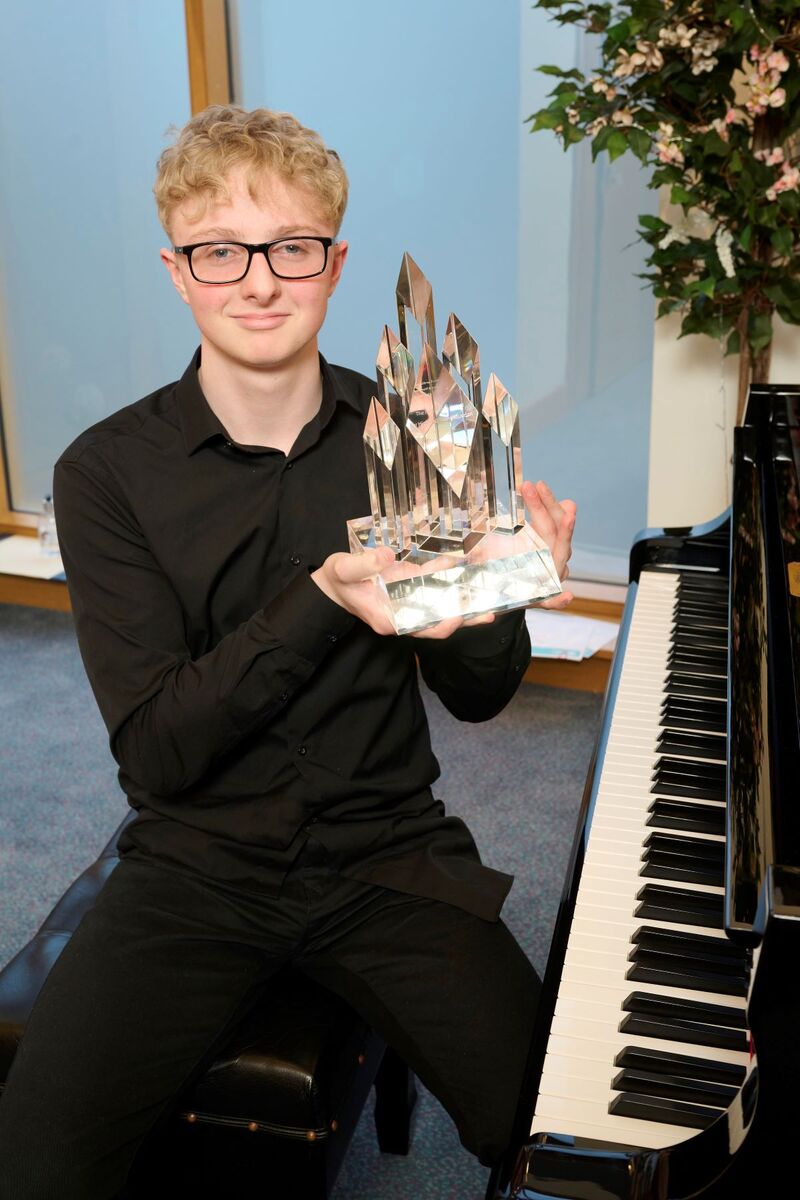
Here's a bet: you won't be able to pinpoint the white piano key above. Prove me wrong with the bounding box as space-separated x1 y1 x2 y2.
545 1024 749 1069
531 1095 695 1148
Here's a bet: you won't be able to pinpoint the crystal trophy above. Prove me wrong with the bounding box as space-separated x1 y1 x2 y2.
346 253 562 634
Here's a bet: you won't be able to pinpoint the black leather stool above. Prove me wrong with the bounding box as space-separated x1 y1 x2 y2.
0 815 417 1198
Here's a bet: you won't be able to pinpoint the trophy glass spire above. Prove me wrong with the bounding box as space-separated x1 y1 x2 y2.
347 255 561 634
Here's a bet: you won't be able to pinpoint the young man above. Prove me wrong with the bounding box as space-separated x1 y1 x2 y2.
0 106 576 1198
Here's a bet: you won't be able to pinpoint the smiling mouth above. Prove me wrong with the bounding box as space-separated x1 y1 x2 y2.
233 313 289 326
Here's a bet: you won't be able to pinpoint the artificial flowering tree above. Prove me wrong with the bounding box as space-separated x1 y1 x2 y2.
531 1 800 423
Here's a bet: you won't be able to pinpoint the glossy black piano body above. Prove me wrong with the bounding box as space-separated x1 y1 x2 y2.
489 385 800 1200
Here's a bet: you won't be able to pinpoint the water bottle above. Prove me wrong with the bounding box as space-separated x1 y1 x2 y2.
37 494 59 556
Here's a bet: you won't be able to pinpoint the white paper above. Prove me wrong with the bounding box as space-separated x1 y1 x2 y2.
525 609 618 661
0 534 64 580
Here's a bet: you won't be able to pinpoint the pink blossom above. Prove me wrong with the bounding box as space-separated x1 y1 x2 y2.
769 88 787 108
767 51 790 73
724 108 743 125
768 147 785 166
767 187 777 201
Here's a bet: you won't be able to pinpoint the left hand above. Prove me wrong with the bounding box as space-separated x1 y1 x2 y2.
522 479 576 610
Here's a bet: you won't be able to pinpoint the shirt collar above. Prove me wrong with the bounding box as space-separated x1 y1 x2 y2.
176 348 363 457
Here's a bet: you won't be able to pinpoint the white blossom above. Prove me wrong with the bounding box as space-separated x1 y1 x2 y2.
715 226 735 278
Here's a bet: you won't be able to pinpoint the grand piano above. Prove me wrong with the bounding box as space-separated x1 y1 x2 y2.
489 385 800 1200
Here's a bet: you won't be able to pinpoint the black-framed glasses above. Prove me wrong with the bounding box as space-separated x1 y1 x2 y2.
173 236 333 284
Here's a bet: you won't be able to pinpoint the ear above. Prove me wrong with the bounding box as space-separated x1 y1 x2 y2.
160 248 192 306
327 240 349 296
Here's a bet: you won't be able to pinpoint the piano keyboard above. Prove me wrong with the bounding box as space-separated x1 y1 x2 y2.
531 569 752 1151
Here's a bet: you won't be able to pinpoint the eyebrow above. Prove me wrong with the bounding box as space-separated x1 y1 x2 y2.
185 224 328 242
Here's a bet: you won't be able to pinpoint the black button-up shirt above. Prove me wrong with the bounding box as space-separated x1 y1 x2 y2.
53 351 531 920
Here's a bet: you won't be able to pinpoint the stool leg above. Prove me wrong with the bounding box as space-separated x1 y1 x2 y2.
373 1045 418 1155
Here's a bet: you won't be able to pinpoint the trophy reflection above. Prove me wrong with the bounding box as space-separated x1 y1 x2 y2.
346 253 562 634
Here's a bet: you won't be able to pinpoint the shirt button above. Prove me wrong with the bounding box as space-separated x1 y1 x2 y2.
307 816 318 825
279 691 289 703
285 460 294 470
297 745 307 756
290 554 301 566
327 633 338 643
500 635 509 645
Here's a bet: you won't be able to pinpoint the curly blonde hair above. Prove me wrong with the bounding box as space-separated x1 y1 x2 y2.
154 105 349 238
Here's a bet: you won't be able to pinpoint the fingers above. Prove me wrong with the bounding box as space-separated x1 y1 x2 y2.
330 546 395 584
538 590 574 610
410 610 496 640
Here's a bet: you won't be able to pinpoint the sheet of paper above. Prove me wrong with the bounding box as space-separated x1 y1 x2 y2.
0 535 65 580
525 609 618 660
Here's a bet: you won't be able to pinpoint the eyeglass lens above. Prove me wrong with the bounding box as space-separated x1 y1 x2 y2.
190 238 327 282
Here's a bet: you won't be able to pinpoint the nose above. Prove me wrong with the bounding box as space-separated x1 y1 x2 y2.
241 249 280 301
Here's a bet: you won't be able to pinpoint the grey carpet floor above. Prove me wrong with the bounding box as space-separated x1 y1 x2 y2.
0 602 603 1198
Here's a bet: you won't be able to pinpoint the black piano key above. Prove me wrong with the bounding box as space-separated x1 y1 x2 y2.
670 612 727 631
661 698 726 734
642 833 725 864
660 693 727 715
651 760 725 800
628 944 744 975
619 1013 748 1052
631 926 748 968
650 777 725 803
665 673 727 699
634 882 724 928
609 1091 724 1130
611 1068 738 1108
667 647 728 670
647 799 726 835
625 955 747 997
681 600 729 619
621 990 747 1029
639 855 724 887
655 730 727 761
671 625 728 648
613 1045 746 1085
674 602 727 621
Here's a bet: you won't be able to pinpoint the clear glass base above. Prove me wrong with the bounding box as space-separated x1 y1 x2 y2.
346 516 562 634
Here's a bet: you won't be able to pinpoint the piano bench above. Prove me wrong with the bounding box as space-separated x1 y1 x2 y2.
0 821 418 1199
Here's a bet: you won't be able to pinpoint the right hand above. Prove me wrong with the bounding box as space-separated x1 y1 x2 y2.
311 547 399 635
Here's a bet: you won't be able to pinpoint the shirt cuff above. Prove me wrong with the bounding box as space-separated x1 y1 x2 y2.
261 571 356 664
419 608 528 661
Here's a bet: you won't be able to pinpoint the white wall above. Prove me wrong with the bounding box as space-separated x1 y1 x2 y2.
648 302 800 528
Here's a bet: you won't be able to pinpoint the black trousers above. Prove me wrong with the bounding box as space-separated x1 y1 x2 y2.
0 837 540 1199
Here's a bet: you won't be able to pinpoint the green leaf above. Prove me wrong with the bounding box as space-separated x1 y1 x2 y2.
564 122 585 147
702 131 730 158
605 17 631 44
670 184 695 207
639 213 668 232
740 224 752 253
729 150 743 174
606 129 628 162
771 227 793 257
748 310 774 354
725 330 741 356
629 127 651 163
530 109 562 132
536 65 585 80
